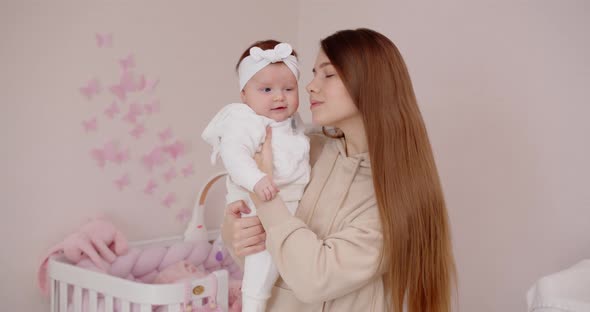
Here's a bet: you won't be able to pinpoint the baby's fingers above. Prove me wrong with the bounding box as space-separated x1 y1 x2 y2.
263 187 272 201
271 181 280 193
255 188 266 201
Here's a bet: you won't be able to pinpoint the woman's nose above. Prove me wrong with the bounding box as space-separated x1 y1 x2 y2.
306 79 318 94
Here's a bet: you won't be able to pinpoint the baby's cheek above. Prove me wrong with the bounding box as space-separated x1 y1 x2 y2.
289 101 300 114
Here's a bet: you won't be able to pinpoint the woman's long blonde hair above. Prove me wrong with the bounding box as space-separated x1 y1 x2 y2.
321 28 456 312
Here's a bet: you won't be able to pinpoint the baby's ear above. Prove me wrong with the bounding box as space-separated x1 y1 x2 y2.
240 90 247 103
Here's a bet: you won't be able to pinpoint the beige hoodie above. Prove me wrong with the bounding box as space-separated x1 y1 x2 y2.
251 133 387 311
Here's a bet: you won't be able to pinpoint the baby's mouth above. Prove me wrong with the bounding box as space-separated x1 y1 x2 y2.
271 106 287 111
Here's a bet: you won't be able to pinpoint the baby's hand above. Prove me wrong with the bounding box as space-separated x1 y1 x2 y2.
253 175 279 201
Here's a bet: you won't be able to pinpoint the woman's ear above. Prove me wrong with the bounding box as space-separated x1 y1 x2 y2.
240 90 247 103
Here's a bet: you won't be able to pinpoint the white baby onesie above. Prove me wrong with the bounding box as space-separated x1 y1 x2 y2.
202 103 310 310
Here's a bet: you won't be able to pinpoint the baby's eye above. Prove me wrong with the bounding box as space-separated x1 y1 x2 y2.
261 87 272 93
285 88 294 91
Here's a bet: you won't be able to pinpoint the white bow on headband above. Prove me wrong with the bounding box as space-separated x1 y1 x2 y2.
238 43 299 91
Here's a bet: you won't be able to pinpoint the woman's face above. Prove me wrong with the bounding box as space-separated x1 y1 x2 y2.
306 49 359 127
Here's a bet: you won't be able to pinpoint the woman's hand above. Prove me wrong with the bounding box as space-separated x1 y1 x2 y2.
251 127 277 205
221 200 266 257
254 127 274 176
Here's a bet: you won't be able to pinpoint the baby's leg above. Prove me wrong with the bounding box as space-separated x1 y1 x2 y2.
241 198 277 311
242 250 279 311
241 200 299 312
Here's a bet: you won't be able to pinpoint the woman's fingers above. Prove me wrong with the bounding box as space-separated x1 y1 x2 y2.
233 223 264 242
227 200 250 216
233 225 264 256
265 126 273 145
234 215 262 232
256 127 274 175
234 232 266 250
236 241 266 257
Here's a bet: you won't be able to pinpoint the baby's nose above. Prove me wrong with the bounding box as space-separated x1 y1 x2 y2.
273 93 285 101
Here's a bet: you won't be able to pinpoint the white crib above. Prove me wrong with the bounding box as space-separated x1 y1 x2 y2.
47 172 231 312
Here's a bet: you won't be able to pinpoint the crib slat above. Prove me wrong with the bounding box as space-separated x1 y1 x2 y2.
121 299 130 312
50 279 55 312
139 303 151 312
88 290 98 312
104 295 114 312
59 282 68 312
73 286 82 311
168 303 181 312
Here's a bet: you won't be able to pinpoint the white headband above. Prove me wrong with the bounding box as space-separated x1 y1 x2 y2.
238 43 299 91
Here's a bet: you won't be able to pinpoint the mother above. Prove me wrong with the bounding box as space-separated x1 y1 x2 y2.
222 28 456 312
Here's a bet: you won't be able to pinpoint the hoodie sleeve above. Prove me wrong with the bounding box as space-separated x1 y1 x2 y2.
218 116 267 192
255 197 384 304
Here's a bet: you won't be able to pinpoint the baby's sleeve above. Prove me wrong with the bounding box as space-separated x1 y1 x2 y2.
218 117 267 192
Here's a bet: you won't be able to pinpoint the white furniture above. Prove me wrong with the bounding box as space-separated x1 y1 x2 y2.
527 259 590 312
47 172 230 312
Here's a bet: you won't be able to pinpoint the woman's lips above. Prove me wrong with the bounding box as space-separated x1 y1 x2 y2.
310 100 323 109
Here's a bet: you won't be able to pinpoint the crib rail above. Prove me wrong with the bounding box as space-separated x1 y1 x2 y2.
49 255 228 311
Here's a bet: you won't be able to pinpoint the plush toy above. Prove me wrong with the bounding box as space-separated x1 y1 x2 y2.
37 217 128 296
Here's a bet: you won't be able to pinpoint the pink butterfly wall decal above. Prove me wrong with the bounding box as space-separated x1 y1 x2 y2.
144 179 158 195
163 167 177 182
181 164 194 177
101 141 119 161
158 127 173 142
112 148 130 165
119 54 135 71
123 102 143 124
176 208 191 223
145 78 159 93
109 71 135 101
104 101 120 118
82 34 195 221
80 78 101 100
82 117 97 132
114 174 130 191
163 140 186 160
144 100 160 115
162 192 176 208
90 141 118 168
90 149 107 168
95 33 112 48
135 74 146 91
130 123 145 139
142 147 166 171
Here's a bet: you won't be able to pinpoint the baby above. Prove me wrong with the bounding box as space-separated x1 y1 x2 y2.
202 40 310 312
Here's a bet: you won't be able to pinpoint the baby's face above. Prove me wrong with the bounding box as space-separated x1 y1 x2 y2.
241 63 299 122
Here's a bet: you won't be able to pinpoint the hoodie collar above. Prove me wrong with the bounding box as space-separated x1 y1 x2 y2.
334 137 371 168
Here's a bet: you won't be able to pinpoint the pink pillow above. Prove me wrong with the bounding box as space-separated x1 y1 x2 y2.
153 260 207 284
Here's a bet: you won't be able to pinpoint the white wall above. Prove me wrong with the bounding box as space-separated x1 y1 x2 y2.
296 1 590 311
